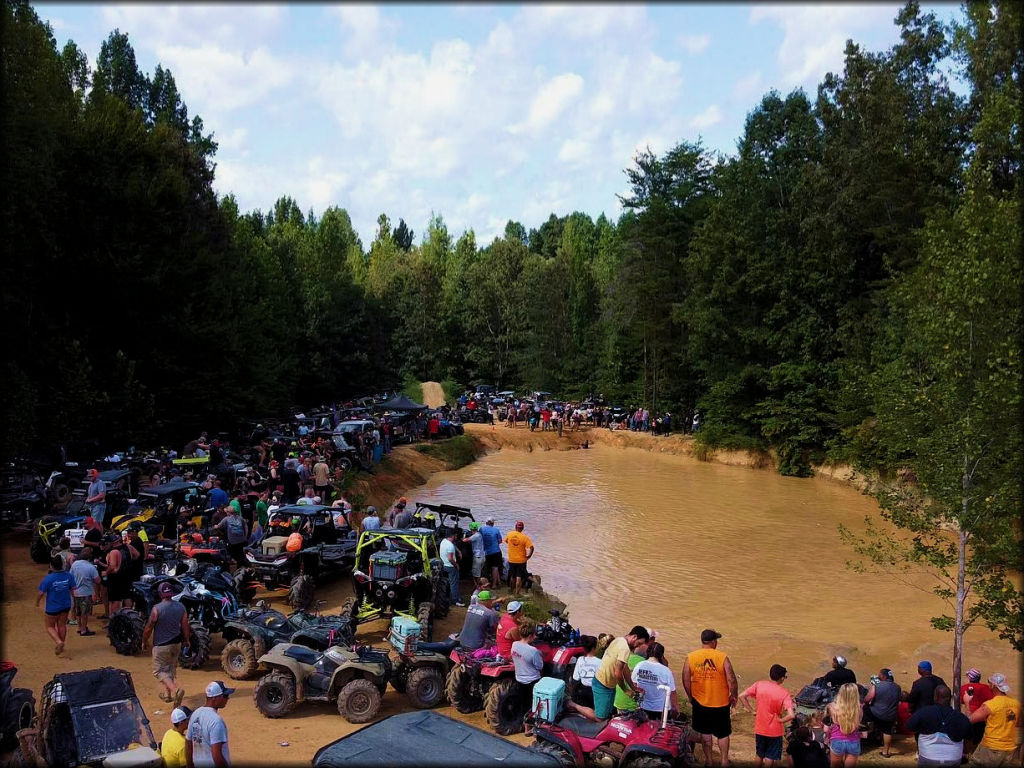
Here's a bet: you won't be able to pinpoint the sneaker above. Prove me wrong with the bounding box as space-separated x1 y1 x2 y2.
68 619 79 626
455 602 466 607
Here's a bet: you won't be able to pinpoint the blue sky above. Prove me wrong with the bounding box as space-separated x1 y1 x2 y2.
36 3 963 247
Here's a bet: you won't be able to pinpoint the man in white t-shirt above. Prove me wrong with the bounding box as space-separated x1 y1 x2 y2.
186 680 234 768
632 642 678 719
439 531 463 607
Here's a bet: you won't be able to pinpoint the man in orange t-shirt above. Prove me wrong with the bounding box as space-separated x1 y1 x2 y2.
683 629 738 767
503 521 534 597
739 664 796 767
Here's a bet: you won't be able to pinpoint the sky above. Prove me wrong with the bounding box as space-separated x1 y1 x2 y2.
36 3 963 248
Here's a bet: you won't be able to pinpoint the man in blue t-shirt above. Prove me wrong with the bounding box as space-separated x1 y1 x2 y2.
37 555 75 655
207 479 229 511
480 517 503 588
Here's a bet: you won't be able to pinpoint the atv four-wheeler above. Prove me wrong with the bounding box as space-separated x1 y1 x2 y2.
386 618 458 710
0 661 35 752
29 470 132 563
346 529 451 640
219 601 355 680
253 642 392 724
31 667 161 767
108 479 203 540
446 610 584 735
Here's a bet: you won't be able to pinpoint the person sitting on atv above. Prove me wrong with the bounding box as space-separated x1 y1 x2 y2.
494 600 522 659
821 655 857 689
459 591 499 651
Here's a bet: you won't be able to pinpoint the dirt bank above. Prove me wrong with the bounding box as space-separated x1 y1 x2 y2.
420 381 447 408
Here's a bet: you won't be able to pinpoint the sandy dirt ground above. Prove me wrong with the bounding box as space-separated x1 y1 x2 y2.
420 381 447 408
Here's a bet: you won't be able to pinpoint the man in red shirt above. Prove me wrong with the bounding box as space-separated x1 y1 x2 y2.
494 600 522 659
960 667 995 759
428 415 440 440
739 664 796 767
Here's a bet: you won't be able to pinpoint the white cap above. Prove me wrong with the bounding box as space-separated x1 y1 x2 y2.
171 708 189 724
506 601 522 613
205 680 235 698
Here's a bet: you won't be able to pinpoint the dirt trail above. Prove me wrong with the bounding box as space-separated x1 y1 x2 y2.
420 381 446 408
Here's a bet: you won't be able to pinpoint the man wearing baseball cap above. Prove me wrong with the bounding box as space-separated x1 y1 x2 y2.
683 629 738 767
143 580 190 707
161 706 192 768
968 673 1020 767
85 468 107 525
495 600 522 659
504 521 534 597
466 521 486 579
480 517 503 588
909 660 947 714
186 681 234 768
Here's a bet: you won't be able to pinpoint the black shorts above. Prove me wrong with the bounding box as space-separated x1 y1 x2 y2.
228 542 245 564
46 608 70 617
105 576 130 602
969 720 986 744
691 700 732 738
755 735 783 760
508 562 528 581
485 552 503 570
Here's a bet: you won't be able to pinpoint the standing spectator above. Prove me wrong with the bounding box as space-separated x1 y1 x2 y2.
428 414 440 441
103 535 140 618
361 506 381 531
466 522 485 580
961 667 995 759
281 459 301 504
504 521 534 597
682 629 738 768
863 668 902 758
312 456 331 502
739 664 796 768
633 642 679 720
161 707 192 768
143 581 190 706
214 506 248 568
186 681 234 768
825 683 863 767
255 489 270 530
85 468 107 525
909 661 948 714
207 479 229 511
907 684 971 768
381 418 392 454
440 531 463 607
480 517 503 588
968 673 1020 767
592 626 650 719
70 547 102 637
297 456 312 490
394 500 415 529
37 555 75 655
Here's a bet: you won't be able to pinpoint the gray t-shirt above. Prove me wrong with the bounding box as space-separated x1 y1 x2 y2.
187 706 229 767
362 515 381 531
467 532 484 559
70 559 99 596
459 604 498 650
216 514 247 545
870 680 902 721
512 640 544 684
152 599 187 646
394 509 414 529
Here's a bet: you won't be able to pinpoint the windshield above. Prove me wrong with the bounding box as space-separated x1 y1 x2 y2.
71 698 155 763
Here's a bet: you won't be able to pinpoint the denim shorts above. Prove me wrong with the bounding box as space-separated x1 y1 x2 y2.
830 738 861 757
755 735 783 760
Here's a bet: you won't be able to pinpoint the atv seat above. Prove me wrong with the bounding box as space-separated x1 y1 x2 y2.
264 615 292 633
556 715 611 738
418 638 458 655
283 646 319 665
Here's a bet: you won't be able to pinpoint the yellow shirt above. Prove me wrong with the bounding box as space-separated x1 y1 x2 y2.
595 637 632 689
686 647 731 708
504 531 534 564
161 728 186 768
980 694 1021 752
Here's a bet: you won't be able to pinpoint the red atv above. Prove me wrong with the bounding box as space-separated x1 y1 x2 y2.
527 685 695 768
444 610 584 735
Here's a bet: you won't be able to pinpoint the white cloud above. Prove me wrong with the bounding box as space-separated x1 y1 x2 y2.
101 5 286 50
688 105 723 130
519 5 646 40
558 138 592 165
751 4 899 87
217 128 249 153
679 33 710 55
732 70 764 102
521 73 585 133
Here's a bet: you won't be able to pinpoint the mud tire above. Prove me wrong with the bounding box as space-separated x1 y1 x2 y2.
391 662 410 694
221 638 258 679
287 574 314 612
485 677 527 735
107 609 144 655
445 664 483 714
253 670 297 718
2 689 35 751
528 740 576 768
406 665 445 709
627 755 674 768
336 678 381 724
29 523 55 564
416 602 434 641
432 579 450 618
179 623 211 670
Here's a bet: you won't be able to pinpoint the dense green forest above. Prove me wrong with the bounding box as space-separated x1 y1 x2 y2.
1 1 1020 481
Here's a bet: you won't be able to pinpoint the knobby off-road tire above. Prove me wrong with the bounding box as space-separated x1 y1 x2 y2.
527 740 576 768
1 688 35 751
29 525 53 564
445 664 483 714
221 638 258 680
179 623 211 670
432 579 450 618
253 671 296 718
288 574 314 612
107 609 145 655
628 755 675 768
391 662 410 694
416 602 433 642
336 678 381 724
406 665 445 709
485 678 527 735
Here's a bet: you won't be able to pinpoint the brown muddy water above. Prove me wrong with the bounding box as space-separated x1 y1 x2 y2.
409 444 1020 692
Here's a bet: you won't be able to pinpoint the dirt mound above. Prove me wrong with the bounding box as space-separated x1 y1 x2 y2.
420 381 446 408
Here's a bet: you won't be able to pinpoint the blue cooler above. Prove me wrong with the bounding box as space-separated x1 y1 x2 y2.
388 616 422 654
531 677 565 723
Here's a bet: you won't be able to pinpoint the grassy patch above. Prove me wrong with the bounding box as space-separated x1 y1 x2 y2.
414 434 478 469
402 375 423 403
440 379 461 406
